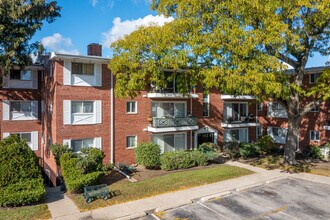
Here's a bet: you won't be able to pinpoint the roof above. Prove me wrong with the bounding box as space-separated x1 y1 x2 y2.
50 52 111 64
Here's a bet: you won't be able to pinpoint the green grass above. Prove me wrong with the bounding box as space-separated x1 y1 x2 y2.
0 204 51 220
70 165 253 211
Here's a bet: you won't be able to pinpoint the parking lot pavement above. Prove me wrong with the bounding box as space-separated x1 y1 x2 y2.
139 178 330 220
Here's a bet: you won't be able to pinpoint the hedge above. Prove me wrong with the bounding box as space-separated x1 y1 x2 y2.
60 152 104 193
160 151 207 171
135 143 161 169
0 179 45 207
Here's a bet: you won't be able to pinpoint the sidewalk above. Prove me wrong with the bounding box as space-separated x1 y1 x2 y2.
46 161 330 220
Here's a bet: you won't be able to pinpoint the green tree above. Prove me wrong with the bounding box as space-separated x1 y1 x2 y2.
109 0 330 165
0 0 61 73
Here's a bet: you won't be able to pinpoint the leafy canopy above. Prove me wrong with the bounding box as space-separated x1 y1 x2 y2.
110 0 330 102
0 0 61 72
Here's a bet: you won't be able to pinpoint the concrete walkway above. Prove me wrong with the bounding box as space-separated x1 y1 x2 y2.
46 161 330 220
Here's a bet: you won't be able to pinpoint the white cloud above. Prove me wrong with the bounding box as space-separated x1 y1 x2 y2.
282 62 293 69
41 33 80 55
91 0 98 7
102 14 174 47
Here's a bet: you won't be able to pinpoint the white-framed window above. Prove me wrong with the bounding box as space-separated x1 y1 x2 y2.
257 102 263 111
224 102 248 122
310 130 320 141
72 62 94 75
2 100 38 121
49 101 53 114
152 101 186 118
63 137 102 152
126 136 137 148
267 102 288 118
49 61 53 77
256 126 263 139
309 73 319 84
310 104 319 112
203 94 210 117
267 127 287 144
63 60 102 87
152 132 186 153
2 131 38 150
63 100 102 125
10 69 32 81
126 101 137 114
224 128 248 143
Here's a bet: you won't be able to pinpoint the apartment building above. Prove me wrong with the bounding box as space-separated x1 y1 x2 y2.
1 44 329 186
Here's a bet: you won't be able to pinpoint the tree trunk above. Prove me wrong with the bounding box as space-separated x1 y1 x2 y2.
284 113 300 165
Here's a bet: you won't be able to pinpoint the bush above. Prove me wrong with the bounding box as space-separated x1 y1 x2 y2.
256 135 276 155
239 142 259 158
0 135 45 206
135 143 161 169
223 141 240 158
76 148 104 174
0 179 45 207
60 152 104 193
50 143 72 166
310 145 323 160
160 151 207 171
197 142 220 161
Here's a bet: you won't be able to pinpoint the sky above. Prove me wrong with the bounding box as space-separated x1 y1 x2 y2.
31 0 329 68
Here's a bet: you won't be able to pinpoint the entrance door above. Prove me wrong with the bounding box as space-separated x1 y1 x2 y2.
197 133 214 146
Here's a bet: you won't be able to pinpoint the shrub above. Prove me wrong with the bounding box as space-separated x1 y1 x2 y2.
50 143 72 166
0 179 45 207
135 143 161 169
239 142 259 158
256 135 276 155
160 151 207 171
76 148 104 174
0 135 45 206
197 142 220 161
60 152 104 193
223 141 240 158
310 145 323 160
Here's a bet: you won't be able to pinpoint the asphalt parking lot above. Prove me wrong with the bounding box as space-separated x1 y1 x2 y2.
140 178 330 220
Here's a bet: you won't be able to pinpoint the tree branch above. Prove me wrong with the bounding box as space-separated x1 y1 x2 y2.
300 100 321 117
265 45 299 68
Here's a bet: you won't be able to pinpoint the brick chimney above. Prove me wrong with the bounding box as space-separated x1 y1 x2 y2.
87 43 102 56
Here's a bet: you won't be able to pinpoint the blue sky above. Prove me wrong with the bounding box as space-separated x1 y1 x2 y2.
32 0 329 67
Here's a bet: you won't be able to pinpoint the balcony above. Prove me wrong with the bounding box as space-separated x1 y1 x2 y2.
147 116 199 133
221 115 260 128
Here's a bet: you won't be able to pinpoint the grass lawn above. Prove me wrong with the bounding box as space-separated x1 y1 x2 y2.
70 165 253 211
244 155 330 177
0 204 51 220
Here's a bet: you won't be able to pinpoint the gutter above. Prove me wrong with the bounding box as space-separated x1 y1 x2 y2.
110 71 114 164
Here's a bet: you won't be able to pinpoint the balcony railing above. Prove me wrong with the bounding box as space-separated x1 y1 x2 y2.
152 116 198 128
222 115 257 124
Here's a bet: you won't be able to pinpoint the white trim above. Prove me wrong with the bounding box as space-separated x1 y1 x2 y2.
194 126 218 148
324 126 330 131
50 52 110 63
221 123 260 128
309 130 320 142
126 135 137 149
147 93 189 99
223 128 249 143
221 95 255 100
203 94 210 117
126 101 137 114
152 132 187 152
147 125 198 133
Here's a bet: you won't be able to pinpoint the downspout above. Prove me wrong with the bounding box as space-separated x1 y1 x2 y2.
110 71 114 164
190 95 193 149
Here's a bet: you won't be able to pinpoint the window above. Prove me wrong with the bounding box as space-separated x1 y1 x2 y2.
224 102 248 122
126 136 137 148
72 101 93 113
152 102 185 118
72 62 94 75
10 69 31 80
224 128 248 142
310 130 320 141
152 133 186 153
268 127 287 144
309 73 319 84
10 101 31 112
268 102 288 118
310 104 319 112
203 94 210 117
72 138 94 152
257 103 263 111
126 101 137 113
256 126 263 139
4 132 38 150
12 133 32 143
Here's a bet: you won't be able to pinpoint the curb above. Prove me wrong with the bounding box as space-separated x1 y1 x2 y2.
114 212 146 220
155 200 193 212
235 183 263 192
199 191 232 202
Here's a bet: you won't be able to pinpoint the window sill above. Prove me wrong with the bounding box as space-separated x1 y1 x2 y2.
126 112 137 115
126 147 136 150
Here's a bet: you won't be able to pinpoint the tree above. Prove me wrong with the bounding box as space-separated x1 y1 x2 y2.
0 0 61 73
109 0 330 164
